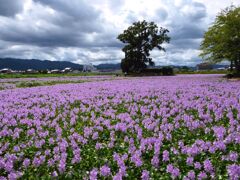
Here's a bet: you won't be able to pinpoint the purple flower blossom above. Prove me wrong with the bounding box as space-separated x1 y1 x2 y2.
186 157 194 166
194 162 202 170
141 170 150 180
167 164 180 178
198 171 207 179
227 164 240 180
203 159 214 172
187 170 195 179
23 158 30 168
151 155 159 167
100 165 111 177
89 168 98 180
228 152 239 162
162 150 170 161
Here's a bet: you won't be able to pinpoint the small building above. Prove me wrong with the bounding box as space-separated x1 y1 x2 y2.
50 69 62 74
0 68 13 73
62 67 72 73
196 63 213 70
25 69 38 74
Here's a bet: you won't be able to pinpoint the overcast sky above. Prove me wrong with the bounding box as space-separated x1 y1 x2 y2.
0 0 239 65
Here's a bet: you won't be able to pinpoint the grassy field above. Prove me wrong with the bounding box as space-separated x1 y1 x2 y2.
176 70 228 74
0 70 231 79
0 72 122 79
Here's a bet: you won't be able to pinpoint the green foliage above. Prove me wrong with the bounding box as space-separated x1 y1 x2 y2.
16 80 86 88
0 72 122 79
200 5 240 74
16 81 43 88
141 67 174 76
118 20 170 73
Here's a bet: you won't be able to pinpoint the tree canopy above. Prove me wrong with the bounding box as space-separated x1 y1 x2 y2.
117 20 170 73
200 5 240 74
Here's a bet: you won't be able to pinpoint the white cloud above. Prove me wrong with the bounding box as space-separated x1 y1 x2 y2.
0 0 239 65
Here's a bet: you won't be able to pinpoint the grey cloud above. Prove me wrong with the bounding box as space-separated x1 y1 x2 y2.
163 1 207 54
170 24 205 40
170 38 202 50
190 2 207 20
126 11 140 23
34 0 100 21
0 0 108 48
0 0 23 17
0 0 215 66
155 8 168 22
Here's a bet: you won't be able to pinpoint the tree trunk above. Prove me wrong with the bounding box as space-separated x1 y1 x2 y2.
230 60 233 71
234 59 240 76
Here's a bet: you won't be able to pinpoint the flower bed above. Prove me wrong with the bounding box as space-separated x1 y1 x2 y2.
0 75 239 179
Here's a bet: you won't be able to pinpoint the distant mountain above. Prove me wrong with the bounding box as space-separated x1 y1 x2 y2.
0 58 83 70
95 63 121 70
212 64 229 69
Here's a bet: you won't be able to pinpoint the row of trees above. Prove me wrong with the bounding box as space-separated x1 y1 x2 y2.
200 5 240 75
117 6 240 76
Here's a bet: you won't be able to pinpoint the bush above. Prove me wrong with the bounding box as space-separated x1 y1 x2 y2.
161 67 174 76
140 67 174 76
16 81 43 88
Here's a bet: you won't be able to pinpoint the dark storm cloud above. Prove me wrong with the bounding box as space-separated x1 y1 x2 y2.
0 0 111 48
170 38 202 50
0 0 23 17
34 0 100 20
163 0 207 59
0 0 226 65
170 24 205 40
169 1 207 40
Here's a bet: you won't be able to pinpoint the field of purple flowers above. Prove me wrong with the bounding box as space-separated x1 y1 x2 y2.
0 75 239 179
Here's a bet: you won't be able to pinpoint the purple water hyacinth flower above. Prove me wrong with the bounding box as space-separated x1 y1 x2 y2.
100 165 111 177
113 172 123 180
167 164 180 178
212 126 226 140
58 159 66 174
141 170 150 180
162 150 170 161
52 171 58 177
0 176 7 180
198 171 207 179
186 157 194 166
23 158 30 168
13 146 20 152
187 170 195 179
151 155 159 167
47 159 55 167
89 168 98 180
92 132 99 140
95 142 103 150
203 159 214 173
228 152 239 162
194 162 202 170
130 150 143 167
8 172 17 180
227 164 240 180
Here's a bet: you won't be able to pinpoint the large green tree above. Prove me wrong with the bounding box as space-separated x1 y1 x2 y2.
200 5 240 75
117 20 170 73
